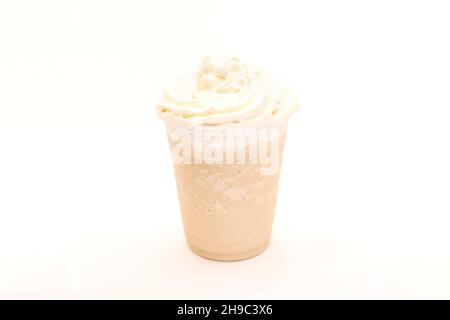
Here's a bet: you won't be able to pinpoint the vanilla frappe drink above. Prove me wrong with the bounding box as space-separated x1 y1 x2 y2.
157 57 298 261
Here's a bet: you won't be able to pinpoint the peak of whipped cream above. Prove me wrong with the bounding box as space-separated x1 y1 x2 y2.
156 57 299 128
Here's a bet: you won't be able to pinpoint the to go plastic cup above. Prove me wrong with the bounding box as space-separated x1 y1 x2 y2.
165 121 288 261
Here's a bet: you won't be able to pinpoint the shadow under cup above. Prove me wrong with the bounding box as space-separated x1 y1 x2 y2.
165 122 288 261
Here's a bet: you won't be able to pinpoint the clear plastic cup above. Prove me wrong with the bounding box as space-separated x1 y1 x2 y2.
165 121 288 261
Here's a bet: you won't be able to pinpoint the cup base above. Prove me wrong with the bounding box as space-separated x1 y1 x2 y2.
186 239 270 262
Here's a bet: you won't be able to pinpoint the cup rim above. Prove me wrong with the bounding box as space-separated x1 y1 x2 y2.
163 119 289 133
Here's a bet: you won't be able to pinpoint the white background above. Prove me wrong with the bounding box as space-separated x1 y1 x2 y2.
1 0 450 299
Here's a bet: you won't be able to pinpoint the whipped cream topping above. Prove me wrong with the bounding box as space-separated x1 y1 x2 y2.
156 57 299 128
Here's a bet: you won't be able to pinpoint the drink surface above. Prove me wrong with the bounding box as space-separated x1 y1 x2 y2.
171 133 286 261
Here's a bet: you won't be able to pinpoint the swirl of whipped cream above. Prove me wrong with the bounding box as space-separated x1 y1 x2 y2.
156 57 299 128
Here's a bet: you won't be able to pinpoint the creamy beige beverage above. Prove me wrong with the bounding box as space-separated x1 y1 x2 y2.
157 57 298 261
